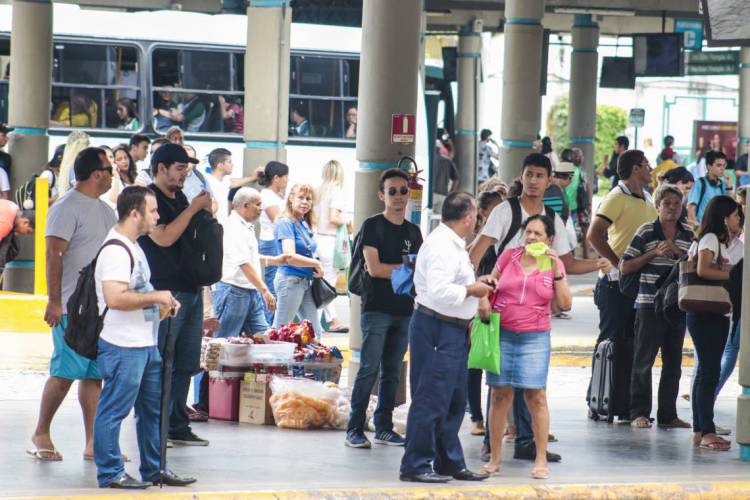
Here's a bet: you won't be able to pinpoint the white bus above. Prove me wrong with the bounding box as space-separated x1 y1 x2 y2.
0 4 454 211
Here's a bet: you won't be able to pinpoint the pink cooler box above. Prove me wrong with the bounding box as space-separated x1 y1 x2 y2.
208 371 243 421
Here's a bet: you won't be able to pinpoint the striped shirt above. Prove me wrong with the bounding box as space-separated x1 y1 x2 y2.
621 219 694 309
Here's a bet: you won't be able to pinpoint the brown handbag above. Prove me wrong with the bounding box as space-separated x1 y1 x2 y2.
677 246 731 315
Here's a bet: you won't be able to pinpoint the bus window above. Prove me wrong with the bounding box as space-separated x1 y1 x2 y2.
289 98 357 139
342 58 358 97
49 43 141 130
0 37 8 124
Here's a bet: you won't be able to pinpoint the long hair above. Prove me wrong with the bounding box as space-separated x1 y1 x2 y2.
112 143 137 185
118 98 139 123
317 160 344 205
57 130 90 196
283 183 316 229
697 195 738 245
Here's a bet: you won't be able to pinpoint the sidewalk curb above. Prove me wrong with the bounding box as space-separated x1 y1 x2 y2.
19 480 750 499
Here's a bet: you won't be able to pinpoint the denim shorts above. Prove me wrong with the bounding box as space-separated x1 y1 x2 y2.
50 315 101 380
486 328 550 389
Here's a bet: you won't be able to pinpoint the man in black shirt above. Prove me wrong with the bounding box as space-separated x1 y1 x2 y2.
599 135 629 191
139 144 212 446
346 169 423 449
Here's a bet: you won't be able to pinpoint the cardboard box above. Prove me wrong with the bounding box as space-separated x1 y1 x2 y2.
239 374 275 425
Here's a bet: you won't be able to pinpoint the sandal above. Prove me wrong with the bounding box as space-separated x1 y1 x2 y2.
26 448 63 462
480 463 501 475
327 325 349 333
658 418 691 429
699 438 730 451
531 466 550 479
630 416 652 429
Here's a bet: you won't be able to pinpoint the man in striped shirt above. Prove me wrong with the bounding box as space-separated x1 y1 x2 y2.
620 184 694 429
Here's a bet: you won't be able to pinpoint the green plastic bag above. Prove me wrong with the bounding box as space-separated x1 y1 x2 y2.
468 313 501 374
333 224 351 270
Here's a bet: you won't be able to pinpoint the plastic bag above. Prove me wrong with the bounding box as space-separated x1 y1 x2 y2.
468 313 501 374
332 224 351 270
269 377 339 429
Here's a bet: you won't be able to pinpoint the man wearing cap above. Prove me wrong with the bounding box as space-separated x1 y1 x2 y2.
138 143 212 446
0 124 13 200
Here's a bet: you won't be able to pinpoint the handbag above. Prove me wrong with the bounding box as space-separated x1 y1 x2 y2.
677 247 731 315
311 277 337 309
468 313 501 375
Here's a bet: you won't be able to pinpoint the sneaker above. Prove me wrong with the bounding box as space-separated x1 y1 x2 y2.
513 443 561 463
168 430 209 446
345 430 371 448
716 425 731 436
374 430 406 446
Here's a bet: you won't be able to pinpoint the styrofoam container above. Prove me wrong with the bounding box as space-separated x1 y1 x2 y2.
220 342 252 366
248 342 296 364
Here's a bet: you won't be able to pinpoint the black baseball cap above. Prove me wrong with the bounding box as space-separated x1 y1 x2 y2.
0 123 14 135
150 143 199 169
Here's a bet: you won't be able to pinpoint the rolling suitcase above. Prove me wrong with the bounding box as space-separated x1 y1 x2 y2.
588 339 615 422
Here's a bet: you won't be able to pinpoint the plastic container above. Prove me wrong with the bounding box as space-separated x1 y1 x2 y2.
288 360 343 384
208 371 244 421
219 342 252 367
248 342 295 364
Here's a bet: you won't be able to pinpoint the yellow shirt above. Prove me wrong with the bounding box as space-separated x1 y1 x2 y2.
651 159 678 189
595 183 657 258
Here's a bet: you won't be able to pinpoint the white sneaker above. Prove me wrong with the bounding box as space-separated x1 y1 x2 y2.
715 425 731 436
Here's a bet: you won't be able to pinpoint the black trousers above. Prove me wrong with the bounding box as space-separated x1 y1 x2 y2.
629 308 686 423
467 368 483 423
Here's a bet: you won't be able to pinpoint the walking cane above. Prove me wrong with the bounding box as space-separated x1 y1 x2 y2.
158 315 175 488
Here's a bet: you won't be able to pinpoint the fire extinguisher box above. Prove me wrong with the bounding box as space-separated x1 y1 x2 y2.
208 371 244 421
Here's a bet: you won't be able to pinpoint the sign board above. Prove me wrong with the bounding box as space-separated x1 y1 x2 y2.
628 108 645 128
686 50 739 75
675 19 704 50
238 376 275 426
391 114 416 144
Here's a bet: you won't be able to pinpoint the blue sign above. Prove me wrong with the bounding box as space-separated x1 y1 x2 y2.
675 19 704 51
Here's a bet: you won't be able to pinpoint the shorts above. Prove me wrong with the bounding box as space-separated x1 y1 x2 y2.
486 328 550 389
50 315 101 380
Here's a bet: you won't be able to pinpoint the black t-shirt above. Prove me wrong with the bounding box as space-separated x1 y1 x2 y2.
138 183 197 293
604 152 620 189
361 214 423 316
0 151 10 178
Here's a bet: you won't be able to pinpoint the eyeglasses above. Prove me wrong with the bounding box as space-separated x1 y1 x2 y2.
387 186 409 196
98 166 113 174
553 173 572 179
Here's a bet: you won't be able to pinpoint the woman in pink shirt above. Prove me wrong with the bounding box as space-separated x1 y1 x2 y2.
479 214 571 480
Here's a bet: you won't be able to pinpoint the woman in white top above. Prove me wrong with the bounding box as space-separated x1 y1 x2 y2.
686 195 738 452
315 160 348 333
258 161 290 321
101 144 138 210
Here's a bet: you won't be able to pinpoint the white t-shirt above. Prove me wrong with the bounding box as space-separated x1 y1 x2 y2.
481 199 571 256
205 174 230 226
95 229 160 347
260 188 285 241
39 169 58 199
0 167 9 193
727 236 744 266
316 186 346 236
688 232 730 265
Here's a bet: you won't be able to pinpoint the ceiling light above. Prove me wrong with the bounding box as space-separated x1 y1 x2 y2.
553 8 636 17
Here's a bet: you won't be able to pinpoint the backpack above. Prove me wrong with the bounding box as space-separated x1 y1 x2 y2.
14 169 55 209
653 256 685 328
64 239 133 360
179 209 223 286
695 176 727 215
347 217 386 296
477 197 556 276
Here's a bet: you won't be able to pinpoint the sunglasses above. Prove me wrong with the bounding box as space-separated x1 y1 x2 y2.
387 186 409 196
98 166 113 174
553 173 572 179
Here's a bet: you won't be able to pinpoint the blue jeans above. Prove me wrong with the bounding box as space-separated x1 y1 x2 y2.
213 282 268 338
347 311 410 433
716 319 741 397
158 290 203 437
94 339 162 487
272 272 322 336
259 239 279 323
401 309 468 476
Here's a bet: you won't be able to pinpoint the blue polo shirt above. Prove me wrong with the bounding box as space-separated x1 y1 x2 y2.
688 175 728 223
274 216 317 279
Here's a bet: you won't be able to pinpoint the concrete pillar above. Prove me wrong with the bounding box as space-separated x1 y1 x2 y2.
498 0 545 184
454 23 481 194
349 0 421 370
568 15 599 190
737 47 750 462
243 0 291 176
8 0 52 190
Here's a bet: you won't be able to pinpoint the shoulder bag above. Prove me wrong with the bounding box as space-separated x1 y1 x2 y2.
677 244 731 315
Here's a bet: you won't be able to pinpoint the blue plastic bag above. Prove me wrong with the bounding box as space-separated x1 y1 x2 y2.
391 254 417 297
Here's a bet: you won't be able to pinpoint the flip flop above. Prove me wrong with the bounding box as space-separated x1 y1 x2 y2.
531 466 550 480
83 453 130 462
699 439 730 451
327 325 349 333
630 417 652 428
480 463 502 476
26 448 63 461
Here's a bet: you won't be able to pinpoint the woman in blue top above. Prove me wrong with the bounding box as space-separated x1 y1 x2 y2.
272 183 325 336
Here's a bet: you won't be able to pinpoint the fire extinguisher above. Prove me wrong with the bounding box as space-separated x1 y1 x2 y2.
399 156 423 226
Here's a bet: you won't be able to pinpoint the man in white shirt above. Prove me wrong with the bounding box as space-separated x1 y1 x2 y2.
93 185 195 489
400 192 493 484
205 148 264 226
213 187 286 338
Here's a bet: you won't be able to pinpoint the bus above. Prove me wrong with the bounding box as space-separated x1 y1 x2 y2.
0 3 454 213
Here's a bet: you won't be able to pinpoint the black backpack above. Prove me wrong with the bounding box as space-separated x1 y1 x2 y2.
180 209 223 286
477 197 556 276
653 256 686 328
348 217 386 296
64 239 133 360
14 169 55 209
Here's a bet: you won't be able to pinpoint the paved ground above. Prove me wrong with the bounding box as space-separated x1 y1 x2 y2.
0 363 744 498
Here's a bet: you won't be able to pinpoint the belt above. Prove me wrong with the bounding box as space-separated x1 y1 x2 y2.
416 304 472 329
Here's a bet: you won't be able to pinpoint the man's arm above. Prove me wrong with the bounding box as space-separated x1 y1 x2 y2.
149 191 211 247
587 215 619 268
103 281 174 311
468 234 497 271
687 204 698 225
44 236 69 327
363 246 400 278
559 252 606 275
